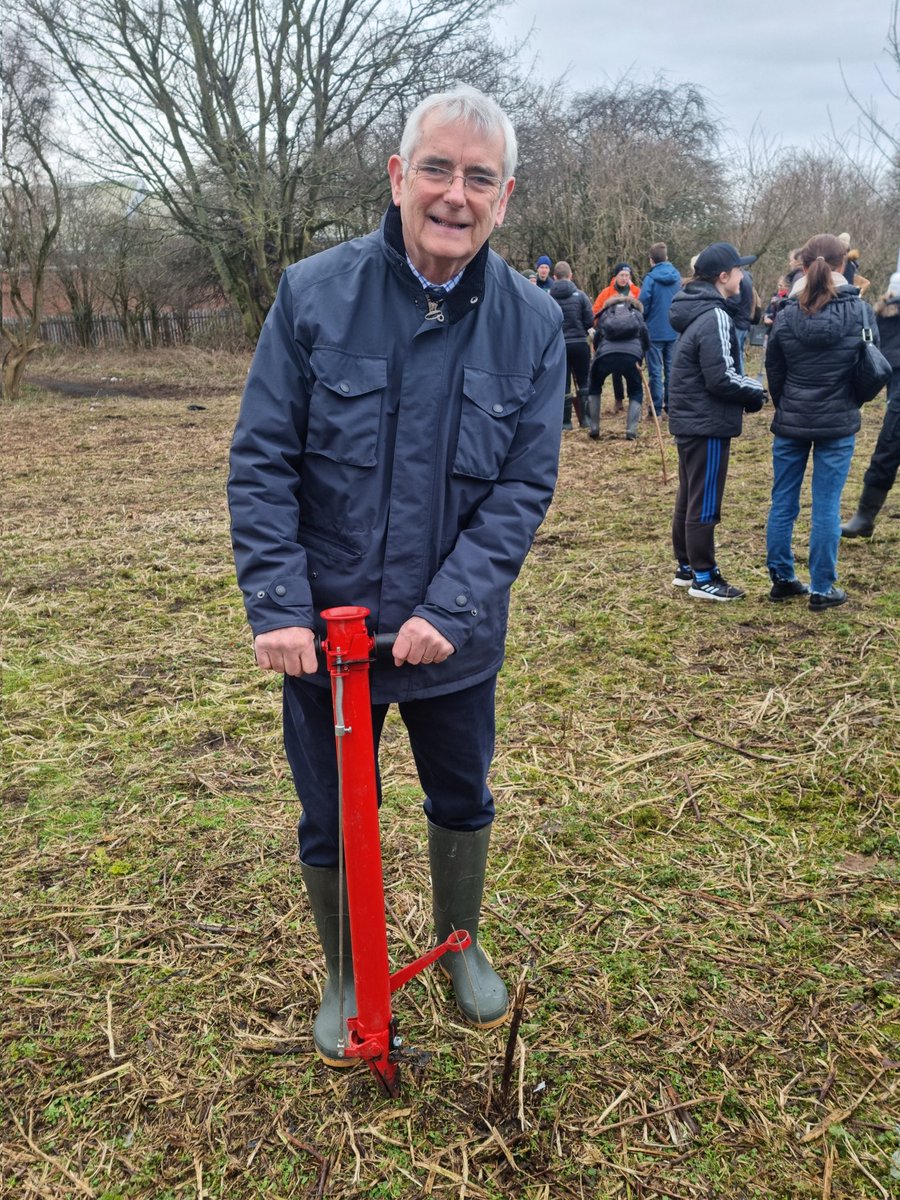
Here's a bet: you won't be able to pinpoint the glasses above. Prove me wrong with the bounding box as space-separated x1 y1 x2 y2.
403 159 503 197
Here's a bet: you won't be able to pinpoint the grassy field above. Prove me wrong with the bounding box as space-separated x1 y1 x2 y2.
1 347 898 1200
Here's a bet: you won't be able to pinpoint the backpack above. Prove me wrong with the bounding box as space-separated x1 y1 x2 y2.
602 302 642 340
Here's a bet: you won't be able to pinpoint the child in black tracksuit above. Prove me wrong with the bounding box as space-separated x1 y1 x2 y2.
667 242 766 601
587 296 650 440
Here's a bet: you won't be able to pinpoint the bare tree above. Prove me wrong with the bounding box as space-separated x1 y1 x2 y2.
498 78 727 293
843 0 900 173
737 147 896 303
1 32 62 400
26 0 505 340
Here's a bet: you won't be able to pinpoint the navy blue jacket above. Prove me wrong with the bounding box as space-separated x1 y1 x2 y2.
638 261 682 342
765 286 878 440
228 204 565 703
549 279 593 343
667 282 764 438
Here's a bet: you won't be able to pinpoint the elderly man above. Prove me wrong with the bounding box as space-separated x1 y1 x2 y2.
228 86 565 1067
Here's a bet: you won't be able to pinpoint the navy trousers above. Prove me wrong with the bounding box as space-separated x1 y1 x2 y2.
283 675 497 867
672 435 732 573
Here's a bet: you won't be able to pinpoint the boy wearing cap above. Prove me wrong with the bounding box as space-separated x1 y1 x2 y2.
667 242 766 601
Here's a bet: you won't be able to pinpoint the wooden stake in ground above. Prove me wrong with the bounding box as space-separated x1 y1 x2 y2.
639 367 669 484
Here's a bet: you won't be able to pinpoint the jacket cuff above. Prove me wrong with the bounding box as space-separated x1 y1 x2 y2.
243 574 316 636
413 578 481 650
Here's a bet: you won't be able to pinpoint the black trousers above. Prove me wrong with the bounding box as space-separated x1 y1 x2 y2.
672 435 732 572
283 674 497 867
862 377 900 492
589 352 642 402
564 340 591 394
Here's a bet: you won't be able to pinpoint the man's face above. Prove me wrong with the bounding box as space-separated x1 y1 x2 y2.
536 263 551 281
387 114 514 283
616 268 631 288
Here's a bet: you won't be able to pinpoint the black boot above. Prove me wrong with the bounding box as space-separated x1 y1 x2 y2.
428 821 509 1028
841 484 889 537
587 393 600 439
562 394 573 431
577 387 590 428
625 398 642 440
300 864 357 1067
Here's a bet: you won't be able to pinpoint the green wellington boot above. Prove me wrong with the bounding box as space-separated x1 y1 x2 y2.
428 821 509 1028
299 863 357 1067
625 397 642 440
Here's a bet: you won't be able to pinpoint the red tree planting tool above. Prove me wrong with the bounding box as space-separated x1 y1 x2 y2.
320 605 470 1097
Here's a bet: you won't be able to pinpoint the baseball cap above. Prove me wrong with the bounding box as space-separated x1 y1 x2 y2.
694 242 757 277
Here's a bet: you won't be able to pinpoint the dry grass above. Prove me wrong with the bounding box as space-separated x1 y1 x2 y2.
1 348 898 1199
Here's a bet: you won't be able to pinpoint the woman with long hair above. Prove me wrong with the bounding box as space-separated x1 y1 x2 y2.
764 233 881 610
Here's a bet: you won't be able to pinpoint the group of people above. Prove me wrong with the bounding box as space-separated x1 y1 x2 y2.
525 249 683 434
530 237 898 610
227 85 897 1070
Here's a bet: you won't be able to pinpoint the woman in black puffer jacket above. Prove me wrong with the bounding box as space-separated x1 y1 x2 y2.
764 233 880 610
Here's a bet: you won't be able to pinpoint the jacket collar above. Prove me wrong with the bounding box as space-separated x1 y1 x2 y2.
788 271 850 297
380 203 488 323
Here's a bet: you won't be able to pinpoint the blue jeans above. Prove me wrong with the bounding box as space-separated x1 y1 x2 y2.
646 340 675 414
766 434 855 594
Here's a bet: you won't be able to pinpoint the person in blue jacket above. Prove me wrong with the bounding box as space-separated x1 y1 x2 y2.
638 242 682 417
227 86 565 1067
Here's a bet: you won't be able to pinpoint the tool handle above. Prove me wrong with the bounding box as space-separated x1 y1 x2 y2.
314 631 399 669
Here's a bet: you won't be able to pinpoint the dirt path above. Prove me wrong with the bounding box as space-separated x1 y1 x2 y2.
29 374 237 400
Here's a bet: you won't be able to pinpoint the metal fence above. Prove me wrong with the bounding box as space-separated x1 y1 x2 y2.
2 307 244 348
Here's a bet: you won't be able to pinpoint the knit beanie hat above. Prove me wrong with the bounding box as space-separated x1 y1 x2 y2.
612 262 632 275
536 255 552 268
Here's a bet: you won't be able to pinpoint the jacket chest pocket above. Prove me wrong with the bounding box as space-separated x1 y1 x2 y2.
453 366 532 480
307 347 387 468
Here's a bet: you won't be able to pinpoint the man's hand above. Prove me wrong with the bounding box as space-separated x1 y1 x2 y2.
392 617 455 667
744 391 766 413
254 626 318 676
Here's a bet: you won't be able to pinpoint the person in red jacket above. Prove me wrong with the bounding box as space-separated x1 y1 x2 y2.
592 262 640 313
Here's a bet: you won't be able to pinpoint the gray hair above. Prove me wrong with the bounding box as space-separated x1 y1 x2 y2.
399 85 518 182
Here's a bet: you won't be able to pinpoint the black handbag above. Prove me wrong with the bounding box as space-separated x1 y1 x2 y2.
854 326 892 406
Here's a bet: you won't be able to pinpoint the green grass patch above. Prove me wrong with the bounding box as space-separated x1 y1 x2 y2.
1 349 897 1198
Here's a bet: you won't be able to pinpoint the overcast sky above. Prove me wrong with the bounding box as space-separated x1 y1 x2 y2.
491 0 898 152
